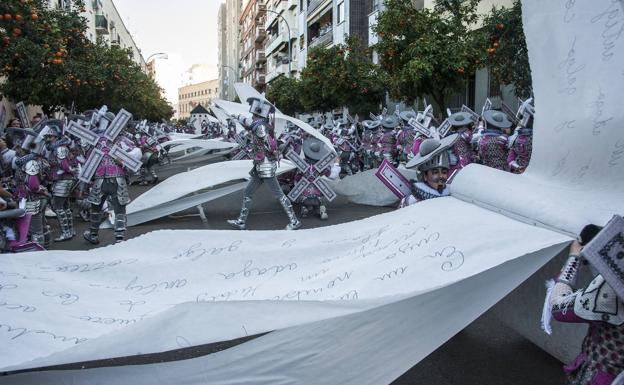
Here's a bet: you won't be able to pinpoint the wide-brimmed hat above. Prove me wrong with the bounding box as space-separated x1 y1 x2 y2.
381 116 399 129
448 112 474 127
406 133 459 170
362 120 381 130
483 110 512 129
399 110 418 123
303 137 330 161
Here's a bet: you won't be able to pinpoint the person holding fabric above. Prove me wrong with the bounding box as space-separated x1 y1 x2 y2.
545 224 624 385
227 97 301 231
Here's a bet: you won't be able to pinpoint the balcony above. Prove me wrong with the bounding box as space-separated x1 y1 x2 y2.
308 29 333 49
265 1 285 28
266 62 289 83
110 36 121 47
95 14 109 34
266 31 289 54
255 74 266 85
255 3 266 21
307 0 331 15
256 49 266 63
255 26 266 42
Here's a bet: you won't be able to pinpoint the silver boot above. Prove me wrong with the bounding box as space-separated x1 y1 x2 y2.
114 213 127 244
227 197 252 230
279 196 301 230
66 208 76 236
53 210 73 242
83 212 100 245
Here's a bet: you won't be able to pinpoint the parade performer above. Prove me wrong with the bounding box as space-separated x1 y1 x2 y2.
447 111 476 175
360 120 380 170
507 101 534 174
227 97 301 230
44 120 77 241
400 134 459 207
378 116 399 166
136 124 160 185
544 218 624 385
396 111 419 165
13 140 50 248
289 137 340 220
77 108 142 245
478 110 511 171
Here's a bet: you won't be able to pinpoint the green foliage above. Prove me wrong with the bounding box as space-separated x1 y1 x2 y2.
373 0 482 112
299 44 348 112
266 75 303 116
0 0 172 120
479 0 531 97
299 36 386 114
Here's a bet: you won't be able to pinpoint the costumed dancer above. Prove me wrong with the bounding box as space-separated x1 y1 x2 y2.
396 111 419 166
378 116 400 167
136 124 160 185
227 97 301 230
83 110 142 245
360 120 379 170
507 101 534 174
447 112 476 175
44 120 77 241
400 134 459 207
13 139 50 248
543 219 624 385
478 110 511 171
292 137 340 220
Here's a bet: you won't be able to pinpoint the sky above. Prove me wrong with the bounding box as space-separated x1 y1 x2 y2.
114 0 223 105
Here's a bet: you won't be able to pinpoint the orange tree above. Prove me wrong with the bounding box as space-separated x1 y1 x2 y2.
479 0 531 97
266 74 304 116
0 0 172 120
373 0 482 112
299 36 386 115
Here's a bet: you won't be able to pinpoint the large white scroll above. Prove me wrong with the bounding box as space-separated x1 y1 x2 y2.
0 198 569 372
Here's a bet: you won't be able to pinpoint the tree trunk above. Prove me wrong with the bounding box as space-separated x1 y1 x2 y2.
431 90 447 117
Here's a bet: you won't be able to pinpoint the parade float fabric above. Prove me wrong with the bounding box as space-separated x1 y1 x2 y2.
125 160 296 226
1 0 623 384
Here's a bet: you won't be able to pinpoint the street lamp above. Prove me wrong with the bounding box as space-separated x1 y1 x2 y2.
266 9 292 78
146 52 168 63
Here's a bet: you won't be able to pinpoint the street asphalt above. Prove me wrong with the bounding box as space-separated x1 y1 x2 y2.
35 154 566 385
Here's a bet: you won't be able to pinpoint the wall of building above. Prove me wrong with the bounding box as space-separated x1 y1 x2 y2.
177 79 220 119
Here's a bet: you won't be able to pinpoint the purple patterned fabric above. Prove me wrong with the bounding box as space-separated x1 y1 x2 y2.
479 132 509 171
507 134 533 171
248 120 279 162
396 128 417 157
379 129 397 157
93 136 135 178
449 129 474 174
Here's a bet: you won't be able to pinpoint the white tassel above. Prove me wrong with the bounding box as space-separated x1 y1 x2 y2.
541 279 555 335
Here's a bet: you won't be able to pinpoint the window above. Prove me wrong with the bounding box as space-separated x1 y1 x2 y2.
337 2 344 24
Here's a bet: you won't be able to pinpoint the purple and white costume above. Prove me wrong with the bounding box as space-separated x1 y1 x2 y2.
507 128 533 173
228 97 301 231
548 255 624 385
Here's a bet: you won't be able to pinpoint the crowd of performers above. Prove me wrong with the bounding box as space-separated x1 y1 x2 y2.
0 106 172 252
225 96 534 227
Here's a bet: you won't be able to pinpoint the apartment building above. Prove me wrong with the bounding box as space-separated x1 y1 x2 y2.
47 0 146 68
264 0 300 84
218 0 243 100
178 79 220 120
298 0 372 70
240 0 267 92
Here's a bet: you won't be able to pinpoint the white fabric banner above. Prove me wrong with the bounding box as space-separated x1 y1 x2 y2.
126 159 295 216
0 198 569 372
